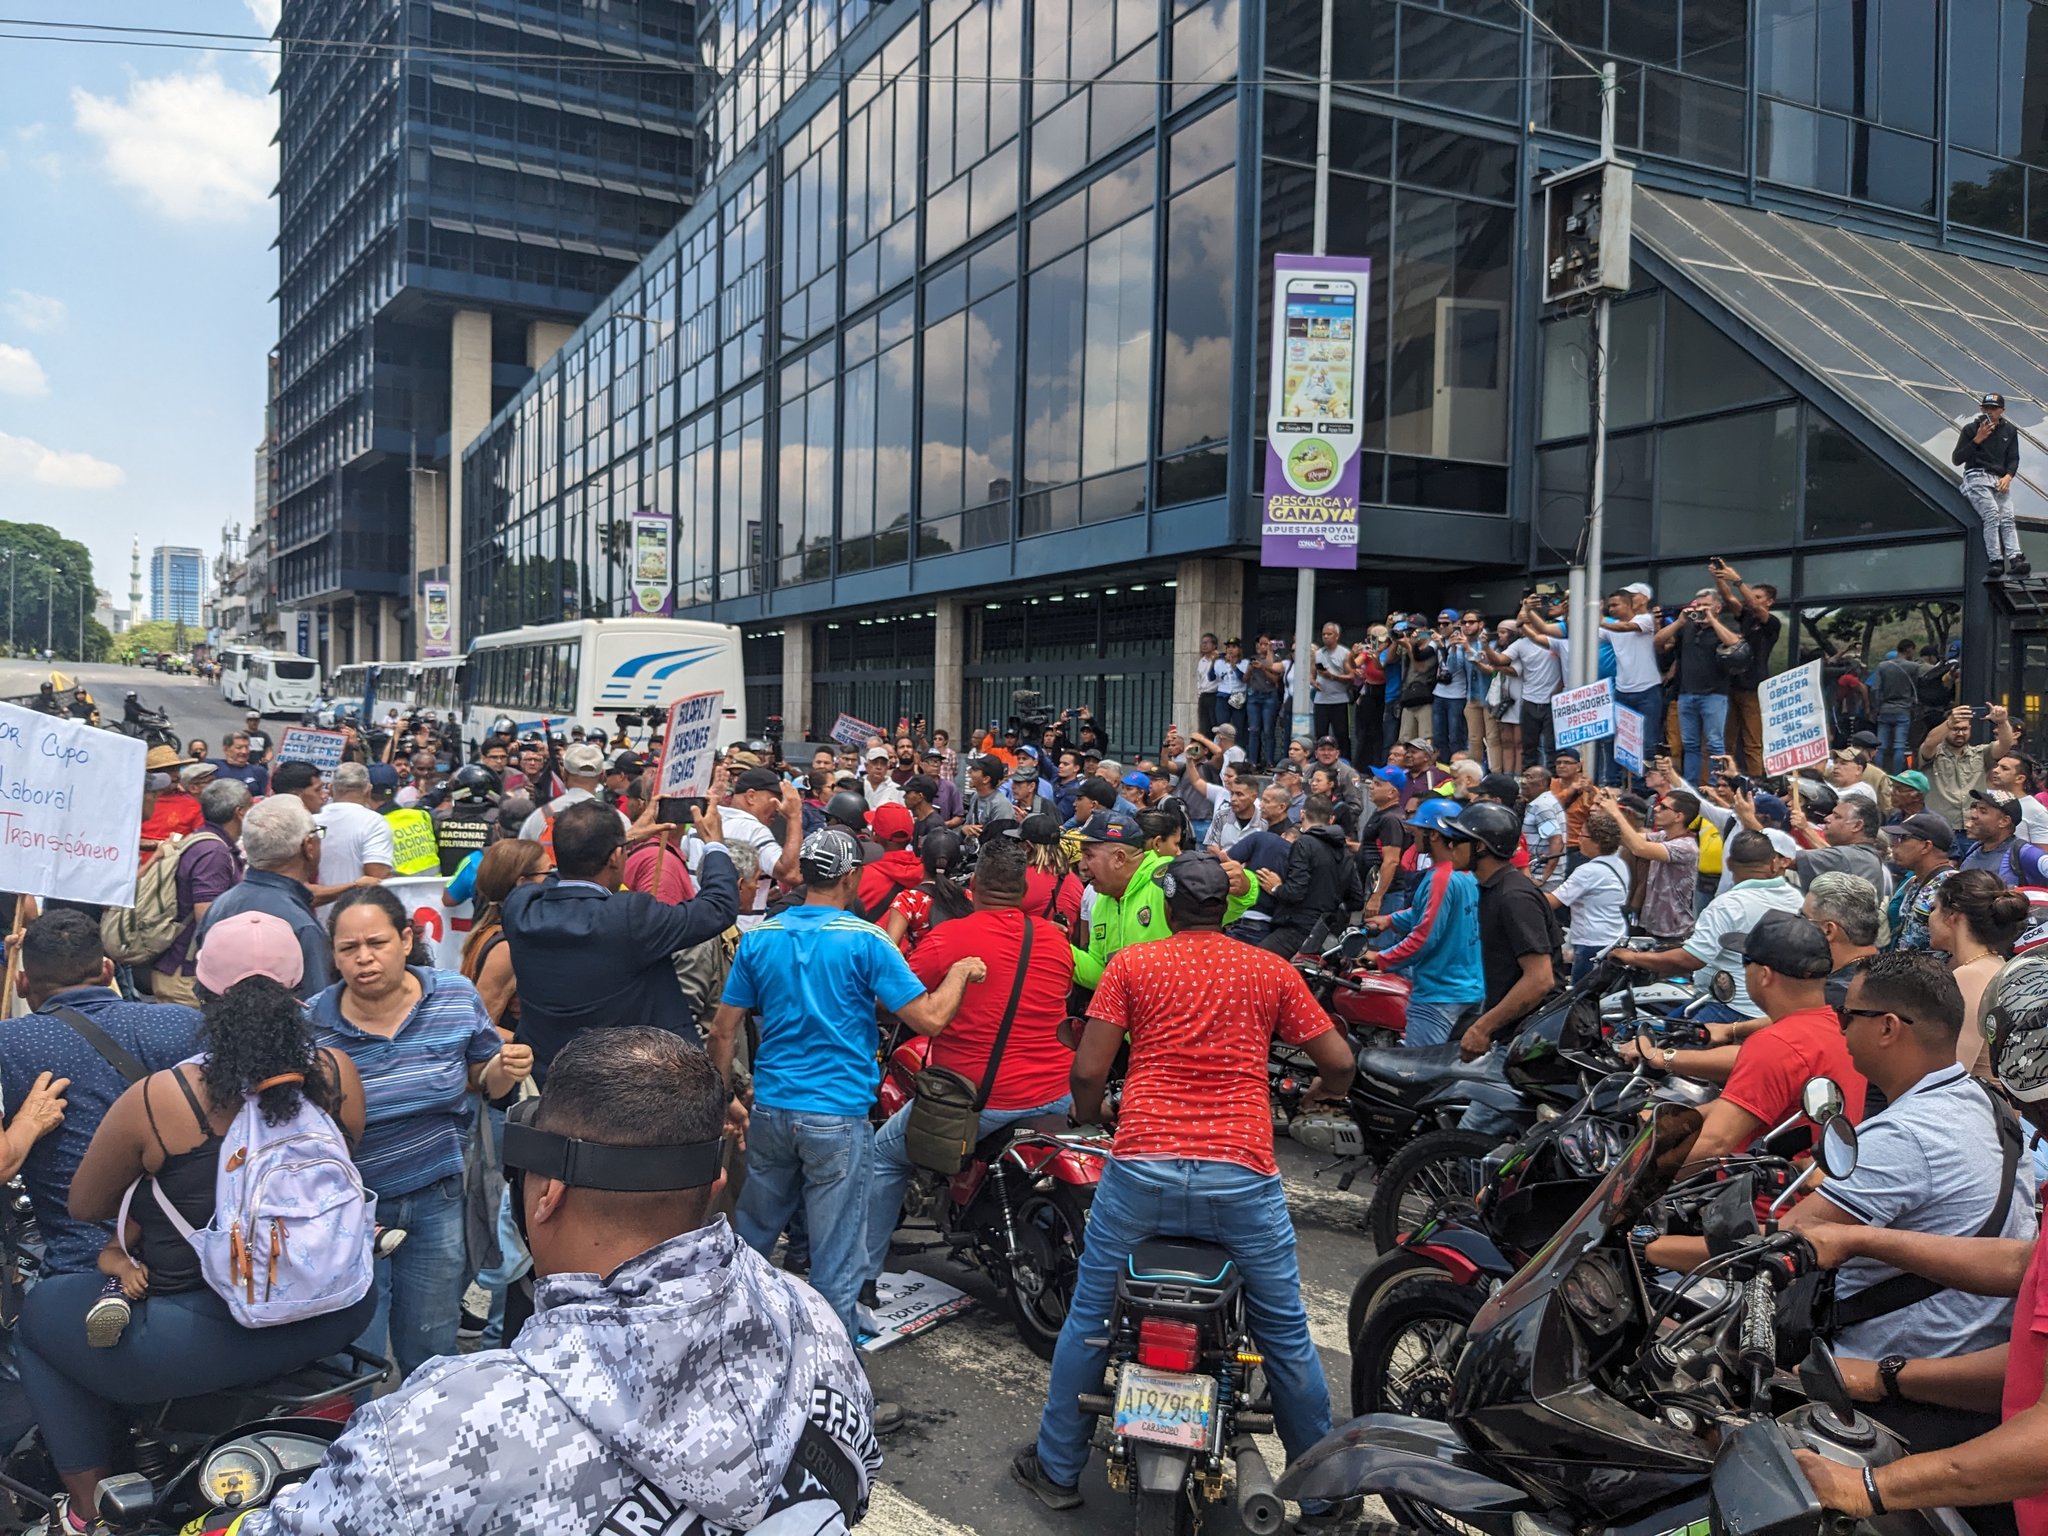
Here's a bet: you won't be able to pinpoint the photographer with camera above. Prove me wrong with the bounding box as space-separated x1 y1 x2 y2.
1655 586 1744 785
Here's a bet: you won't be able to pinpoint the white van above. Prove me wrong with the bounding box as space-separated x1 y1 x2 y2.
244 652 324 719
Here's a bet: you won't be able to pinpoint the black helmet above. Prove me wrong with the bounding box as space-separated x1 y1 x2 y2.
449 763 502 806
1446 801 1522 861
923 829 967 877
824 791 869 832
1791 775 1837 820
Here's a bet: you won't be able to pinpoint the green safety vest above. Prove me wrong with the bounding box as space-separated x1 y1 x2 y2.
383 806 441 876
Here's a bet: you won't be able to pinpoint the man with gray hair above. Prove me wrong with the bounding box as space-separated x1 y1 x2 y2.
195 796 334 999
1802 870 1883 1011
316 760 395 897
148 779 249 1006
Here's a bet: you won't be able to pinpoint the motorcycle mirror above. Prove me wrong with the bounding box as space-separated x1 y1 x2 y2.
1709 970 1737 1004
95 1473 154 1530
1800 1076 1844 1125
1338 929 1371 960
1819 1117 1859 1180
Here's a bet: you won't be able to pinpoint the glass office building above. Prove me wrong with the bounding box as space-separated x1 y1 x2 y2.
463 0 2048 750
149 546 207 630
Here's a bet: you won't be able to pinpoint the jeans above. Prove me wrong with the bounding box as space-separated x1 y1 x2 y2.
17 1276 375 1473
1877 715 1911 775
472 1185 530 1348
863 1096 1073 1283
1215 696 1247 738
355 1172 468 1381
1677 692 1730 785
1964 468 2022 561
1246 690 1280 765
1404 999 1479 1049
1609 685 1662 787
1455 1048 1525 1138
1313 702 1350 748
1432 696 1468 754
736 1104 874 1341
1034 1157 1332 1496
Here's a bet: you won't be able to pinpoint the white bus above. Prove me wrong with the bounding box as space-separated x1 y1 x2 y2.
413 657 462 718
244 651 324 719
218 646 258 706
461 618 747 753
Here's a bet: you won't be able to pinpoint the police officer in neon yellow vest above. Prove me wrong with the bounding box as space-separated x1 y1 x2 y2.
1070 808 1257 990
368 762 442 876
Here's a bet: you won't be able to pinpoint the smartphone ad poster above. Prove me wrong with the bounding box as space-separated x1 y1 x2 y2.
1262 253 1370 571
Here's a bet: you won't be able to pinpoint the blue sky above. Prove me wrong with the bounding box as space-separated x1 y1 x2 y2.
0 3 279 614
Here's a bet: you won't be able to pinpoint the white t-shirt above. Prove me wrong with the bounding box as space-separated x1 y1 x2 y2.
2018 794 2048 847
1312 645 1352 705
1555 852 1631 951
862 774 906 809
1607 614 1660 694
1507 636 1563 705
517 787 630 843
1682 877 1806 1015
315 800 396 886
719 805 785 928
1196 653 1220 696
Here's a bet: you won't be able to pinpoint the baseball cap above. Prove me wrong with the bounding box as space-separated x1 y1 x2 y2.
1072 809 1143 844
244 709 261 720
1477 772 1522 804
868 802 915 841
1370 765 1409 796
1077 775 1117 806
1624 582 1653 598
610 751 646 774
1848 730 1880 750
865 745 892 762
1437 608 1459 621
1889 769 1932 795
1973 787 2024 822
1751 792 1791 828
1158 851 1230 916
179 762 218 788
1729 911 1834 980
1404 737 1434 754
1015 812 1063 846
563 742 606 776
973 754 1008 781
733 766 783 794
366 762 400 792
798 828 861 884
1881 811 1956 852
1314 735 1341 750
1983 392 2007 408
1121 771 1150 790
195 911 305 993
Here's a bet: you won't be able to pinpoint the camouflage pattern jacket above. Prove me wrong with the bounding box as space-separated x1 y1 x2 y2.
244 1218 881 1535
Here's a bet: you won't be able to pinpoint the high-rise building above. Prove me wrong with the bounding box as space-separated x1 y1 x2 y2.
269 0 700 670
149 546 205 629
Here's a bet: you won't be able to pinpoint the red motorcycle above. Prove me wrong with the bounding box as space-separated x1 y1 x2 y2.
1290 928 1412 1049
876 1036 1108 1360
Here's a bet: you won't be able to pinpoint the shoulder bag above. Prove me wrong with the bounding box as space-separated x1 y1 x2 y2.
902 918 1036 1175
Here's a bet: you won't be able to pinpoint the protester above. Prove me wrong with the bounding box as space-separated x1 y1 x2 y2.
516 743 620 841
149 779 250 1008
1361 805 1481 1047
1883 813 1959 951
883 827 976 951
1547 811 1631 985
1600 785 1701 943
208 733 271 798
316 762 397 896
1619 829 1803 1022
1921 704 2019 828
1257 794 1360 957
1930 871 2032 1077
193 797 336 999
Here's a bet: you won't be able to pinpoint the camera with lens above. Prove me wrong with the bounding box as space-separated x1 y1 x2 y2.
1011 688 1054 733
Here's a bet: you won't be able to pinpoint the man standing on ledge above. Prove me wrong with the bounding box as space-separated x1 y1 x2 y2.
1953 391 2027 578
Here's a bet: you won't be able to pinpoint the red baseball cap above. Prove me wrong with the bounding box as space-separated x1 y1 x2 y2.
868 802 915 842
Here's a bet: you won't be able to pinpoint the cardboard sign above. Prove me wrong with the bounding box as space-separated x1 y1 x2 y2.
1551 679 1616 749
856 1269 976 1353
829 712 883 752
381 873 473 971
1761 660 1830 776
656 691 724 800
273 727 347 778
0 700 144 906
1613 705 1645 776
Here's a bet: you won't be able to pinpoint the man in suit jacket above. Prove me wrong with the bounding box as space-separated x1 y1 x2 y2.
502 798 739 1085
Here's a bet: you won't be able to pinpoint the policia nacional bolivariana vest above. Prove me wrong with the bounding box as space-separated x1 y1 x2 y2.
381 805 442 876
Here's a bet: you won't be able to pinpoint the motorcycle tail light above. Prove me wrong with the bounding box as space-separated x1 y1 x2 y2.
1135 1317 1202 1372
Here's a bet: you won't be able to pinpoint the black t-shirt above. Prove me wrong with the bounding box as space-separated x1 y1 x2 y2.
1477 863 1562 1011
1357 806 1408 895
1676 618 1731 697
1734 609 1780 690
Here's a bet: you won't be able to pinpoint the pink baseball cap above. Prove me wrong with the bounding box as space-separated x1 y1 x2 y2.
194 911 305 993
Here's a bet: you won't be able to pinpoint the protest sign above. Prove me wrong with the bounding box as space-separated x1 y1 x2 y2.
830 712 882 752
380 874 472 971
857 1270 976 1353
1613 706 1645 776
1761 660 1829 775
657 691 724 800
0 700 144 906
1551 680 1615 750
273 726 347 778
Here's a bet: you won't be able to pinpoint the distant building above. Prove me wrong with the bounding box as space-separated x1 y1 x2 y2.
93 587 129 635
149 546 205 628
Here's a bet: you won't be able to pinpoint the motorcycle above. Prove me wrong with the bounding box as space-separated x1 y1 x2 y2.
116 694 180 753
1290 930 1412 1051
875 1034 1107 1360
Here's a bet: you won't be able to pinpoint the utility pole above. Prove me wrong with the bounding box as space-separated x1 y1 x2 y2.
44 564 54 655
1289 0 1337 744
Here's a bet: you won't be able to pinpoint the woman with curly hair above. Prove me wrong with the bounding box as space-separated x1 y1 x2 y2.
18 916 373 1525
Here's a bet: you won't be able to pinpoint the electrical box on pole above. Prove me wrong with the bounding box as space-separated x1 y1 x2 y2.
1541 159 1634 304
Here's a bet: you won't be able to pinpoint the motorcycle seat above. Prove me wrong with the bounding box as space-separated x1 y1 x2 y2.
1356 1043 1502 1088
1124 1237 1239 1290
973 1113 1074 1161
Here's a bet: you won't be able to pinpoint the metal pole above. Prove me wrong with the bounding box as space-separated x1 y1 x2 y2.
1569 63 1618 691
45 565 53 654
1291 0 1336 744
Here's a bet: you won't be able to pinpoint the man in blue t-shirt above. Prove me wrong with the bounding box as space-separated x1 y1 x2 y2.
708 828 983 1356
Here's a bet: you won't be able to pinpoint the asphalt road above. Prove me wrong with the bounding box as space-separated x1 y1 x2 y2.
4 660 1389 1536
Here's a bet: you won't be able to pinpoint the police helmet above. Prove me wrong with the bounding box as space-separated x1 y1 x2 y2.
449 763 502 806
824 791 870 832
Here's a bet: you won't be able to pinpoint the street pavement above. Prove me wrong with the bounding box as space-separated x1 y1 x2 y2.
7 662 1387 1535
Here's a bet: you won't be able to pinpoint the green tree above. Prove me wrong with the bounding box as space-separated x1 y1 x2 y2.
120 619 187 659
0 520 109 662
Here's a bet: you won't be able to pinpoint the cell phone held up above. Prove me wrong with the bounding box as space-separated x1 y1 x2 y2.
657 796 701 827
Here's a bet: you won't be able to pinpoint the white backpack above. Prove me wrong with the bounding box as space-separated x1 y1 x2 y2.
122 1061 376 1329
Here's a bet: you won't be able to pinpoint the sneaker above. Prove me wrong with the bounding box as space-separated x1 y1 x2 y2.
84 1279 130 1349
1293 1498 1365 1531
458 1307 489 1340
856 1281 884 1340
1990 560 2007 579
2015 555 2034 577
1010 1448 1083 1511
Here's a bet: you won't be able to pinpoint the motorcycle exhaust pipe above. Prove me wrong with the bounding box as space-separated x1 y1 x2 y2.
1232 1437 1284 1536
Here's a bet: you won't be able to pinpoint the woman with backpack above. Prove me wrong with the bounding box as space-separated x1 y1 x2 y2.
17 933 375 1528
312 886 533 1378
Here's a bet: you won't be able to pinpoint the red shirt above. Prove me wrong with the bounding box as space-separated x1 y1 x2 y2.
2004 1233 2048 1536
622 842 694 904
1718 1005 1868 1136
141 789 203 861
1023 868 1085 934
908 908 1076 1112
1089 931 1332 1176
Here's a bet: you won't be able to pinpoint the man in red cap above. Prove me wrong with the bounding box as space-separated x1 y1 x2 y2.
856 803 925 921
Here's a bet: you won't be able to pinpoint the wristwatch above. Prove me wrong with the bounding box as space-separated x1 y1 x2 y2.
1878 1354 1908 1403
1660 1045 1679 1067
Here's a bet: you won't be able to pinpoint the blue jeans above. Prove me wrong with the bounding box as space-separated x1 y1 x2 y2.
1034 1157 1332 1493
863 1096 1073 1283
1246 691 1280 765
18 1275 375 1473
1677 692 1729 785
737 1104 874 1341
1403 999 1479 1049
1609 685 1662 787
1878 716 1910 775
356 1172 468 1381
1432 696 1467 754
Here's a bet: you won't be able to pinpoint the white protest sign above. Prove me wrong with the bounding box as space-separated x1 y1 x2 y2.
857 1269 976 1353
1613 706 1645 776
0 700 144 905
830 712 883 752
381 873 473 971
657 691 724 800
1761 659 1830 775
1551 679 1615 749
274 726 347 778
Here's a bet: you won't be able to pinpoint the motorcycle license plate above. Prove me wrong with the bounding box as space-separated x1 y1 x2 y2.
1113 1365 1217 1450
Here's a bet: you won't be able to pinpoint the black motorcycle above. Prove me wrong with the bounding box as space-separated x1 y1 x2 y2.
116 694 180 753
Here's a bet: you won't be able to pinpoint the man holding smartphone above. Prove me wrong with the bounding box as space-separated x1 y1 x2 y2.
1953 392 2027 578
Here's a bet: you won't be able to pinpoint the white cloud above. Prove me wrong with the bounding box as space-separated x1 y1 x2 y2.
71 70 274 221
244 0 283 83
4 291 67 333
0 431 125 490
0 345 48 397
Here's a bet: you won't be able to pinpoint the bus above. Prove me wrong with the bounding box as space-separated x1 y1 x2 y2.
413 657 462 718
244 651 324 719
218 646 258 706
460 618 746 754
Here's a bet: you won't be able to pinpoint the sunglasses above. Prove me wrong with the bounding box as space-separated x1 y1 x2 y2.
1836 1005 1913 1031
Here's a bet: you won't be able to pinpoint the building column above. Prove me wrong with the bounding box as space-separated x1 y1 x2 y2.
444 309 494 652
934 597 968 739
378 596 401 661
781 621 813 738
527 320 574 371
1172 557 1245 732
354 599 376 665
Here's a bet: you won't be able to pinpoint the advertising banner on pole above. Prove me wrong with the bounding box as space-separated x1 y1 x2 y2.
1261 253 1370 571
1761 659 1830 775
630 510 675 616
657 691 724 800
273 727 348 779
420 581 453 659
1613 706 1645 776
1551 680 1616 749
0 701 144 906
